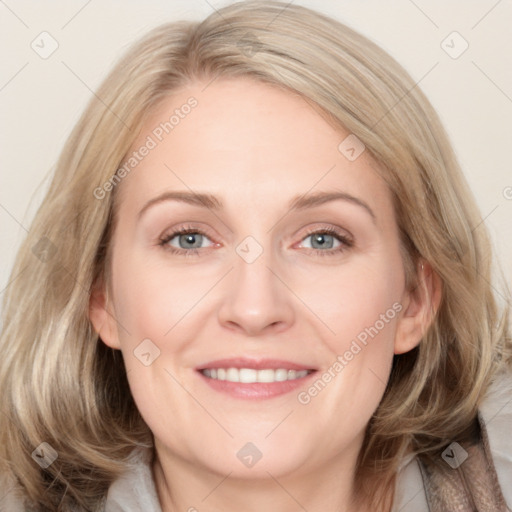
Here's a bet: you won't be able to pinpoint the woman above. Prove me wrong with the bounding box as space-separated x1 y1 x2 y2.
1 1 511 511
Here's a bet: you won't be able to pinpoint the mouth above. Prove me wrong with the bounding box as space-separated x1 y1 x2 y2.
196 358 317 399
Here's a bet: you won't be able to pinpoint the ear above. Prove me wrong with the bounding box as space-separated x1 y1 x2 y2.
89 279 121 350
394 260 442 355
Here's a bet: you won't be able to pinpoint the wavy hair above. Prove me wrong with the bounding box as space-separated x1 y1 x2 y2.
1 1 510 510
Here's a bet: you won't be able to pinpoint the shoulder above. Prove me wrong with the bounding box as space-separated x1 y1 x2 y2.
479 366 512 506
392 453 429 511
105 445 162 512
1 448 161 512
392 366 512 511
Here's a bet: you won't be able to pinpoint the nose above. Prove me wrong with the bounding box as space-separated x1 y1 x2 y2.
217 243 296 336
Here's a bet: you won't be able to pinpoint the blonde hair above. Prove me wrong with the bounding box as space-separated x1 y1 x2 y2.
1 1 510 510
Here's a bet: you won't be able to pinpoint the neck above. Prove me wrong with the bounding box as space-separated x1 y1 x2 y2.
152 442 375 512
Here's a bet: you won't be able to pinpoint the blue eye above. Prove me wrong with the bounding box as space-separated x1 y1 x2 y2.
159 228 214 254
303 232 338 250
174 232 207 249
298 228 353 257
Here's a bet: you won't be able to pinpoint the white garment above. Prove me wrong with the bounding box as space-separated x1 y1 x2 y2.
106 369 512 512
105 447 160 511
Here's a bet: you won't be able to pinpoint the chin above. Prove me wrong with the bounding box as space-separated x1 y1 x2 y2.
195 438 313 480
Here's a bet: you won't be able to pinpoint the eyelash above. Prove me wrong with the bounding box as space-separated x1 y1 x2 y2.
158 225 354 258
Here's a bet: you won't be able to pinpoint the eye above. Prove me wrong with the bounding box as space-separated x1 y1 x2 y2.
298 227 353 256
158 226 216 255
302 232 339 250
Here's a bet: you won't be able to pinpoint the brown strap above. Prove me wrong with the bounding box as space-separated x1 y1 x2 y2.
417 412 510 511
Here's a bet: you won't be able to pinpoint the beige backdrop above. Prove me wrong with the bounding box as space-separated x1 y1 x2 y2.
1 0 511 303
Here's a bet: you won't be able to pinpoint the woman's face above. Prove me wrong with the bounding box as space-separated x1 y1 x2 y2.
92 77 422 480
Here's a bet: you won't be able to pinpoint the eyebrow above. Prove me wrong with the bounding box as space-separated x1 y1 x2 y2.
288 191 376 222
138 190 376 223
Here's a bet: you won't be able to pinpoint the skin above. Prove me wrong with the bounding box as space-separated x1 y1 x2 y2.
90 77 440 512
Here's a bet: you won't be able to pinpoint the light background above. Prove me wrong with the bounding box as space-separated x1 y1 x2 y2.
1 0 511 300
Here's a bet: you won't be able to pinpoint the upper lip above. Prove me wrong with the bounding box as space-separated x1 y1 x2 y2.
197 358 316 371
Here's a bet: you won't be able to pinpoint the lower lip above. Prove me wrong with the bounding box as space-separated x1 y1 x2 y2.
197 371 317 399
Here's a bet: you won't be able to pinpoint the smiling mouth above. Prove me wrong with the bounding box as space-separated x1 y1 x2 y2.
200 368 314 383
197 358 318 399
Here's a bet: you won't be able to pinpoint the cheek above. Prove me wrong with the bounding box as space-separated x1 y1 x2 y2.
299 252 403 418
299 253 402 404
109 252 201 438
306 255 404 348
111 251 206 343
292 269 401 469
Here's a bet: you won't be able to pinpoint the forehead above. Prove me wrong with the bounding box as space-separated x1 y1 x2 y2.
116 77 392 219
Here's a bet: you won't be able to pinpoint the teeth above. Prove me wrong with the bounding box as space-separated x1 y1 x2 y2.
275 369 288 382
201 367 310 383
239 368 257 383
